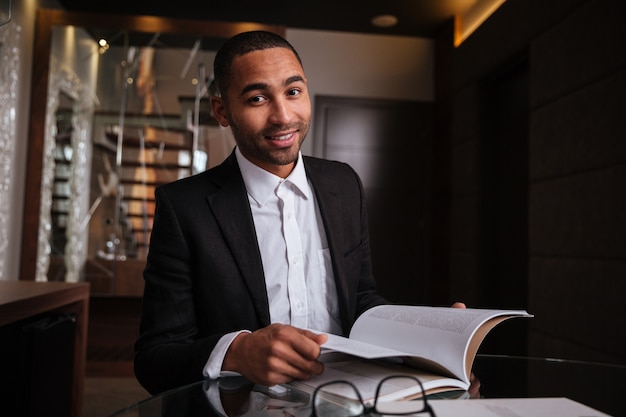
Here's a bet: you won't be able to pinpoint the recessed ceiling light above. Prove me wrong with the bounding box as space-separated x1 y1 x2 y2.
371 14 398 28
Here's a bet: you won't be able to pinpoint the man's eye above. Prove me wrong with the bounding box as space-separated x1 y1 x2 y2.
287 88 301 97
249 95 266 104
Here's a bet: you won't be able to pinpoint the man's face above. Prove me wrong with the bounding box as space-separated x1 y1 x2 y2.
211 47 311 178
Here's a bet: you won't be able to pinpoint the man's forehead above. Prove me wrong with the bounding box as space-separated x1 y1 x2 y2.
233 47 301 68
230 48 304 85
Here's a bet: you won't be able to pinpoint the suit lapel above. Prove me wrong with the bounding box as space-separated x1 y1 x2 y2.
205 153 271 326
304 158 352 332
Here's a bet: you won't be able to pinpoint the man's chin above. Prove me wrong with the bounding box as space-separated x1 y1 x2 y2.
268 152 299 167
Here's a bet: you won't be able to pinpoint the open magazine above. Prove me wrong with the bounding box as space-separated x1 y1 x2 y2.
291 305 532 402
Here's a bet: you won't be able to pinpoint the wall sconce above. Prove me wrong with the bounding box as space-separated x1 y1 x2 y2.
454 0 506 47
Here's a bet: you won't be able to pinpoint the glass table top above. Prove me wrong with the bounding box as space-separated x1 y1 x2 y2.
109 355 626 416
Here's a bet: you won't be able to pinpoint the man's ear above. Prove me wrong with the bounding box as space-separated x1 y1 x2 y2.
210 96 230 127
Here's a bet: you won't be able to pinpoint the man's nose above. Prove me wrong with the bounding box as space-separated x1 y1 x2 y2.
268 98 291 125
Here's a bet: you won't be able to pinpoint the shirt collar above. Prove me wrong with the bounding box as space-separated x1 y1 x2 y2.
235 147 311 207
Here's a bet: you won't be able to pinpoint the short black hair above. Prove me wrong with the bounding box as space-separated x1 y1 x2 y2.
213 30 303 96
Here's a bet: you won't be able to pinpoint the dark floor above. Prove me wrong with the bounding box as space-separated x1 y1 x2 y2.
86 296 140 378
84 296 149 417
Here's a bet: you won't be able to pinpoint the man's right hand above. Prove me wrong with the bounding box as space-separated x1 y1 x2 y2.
222 324 328 386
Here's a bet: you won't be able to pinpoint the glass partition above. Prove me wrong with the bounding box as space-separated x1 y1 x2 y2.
49 25 233 292
21 9 285 292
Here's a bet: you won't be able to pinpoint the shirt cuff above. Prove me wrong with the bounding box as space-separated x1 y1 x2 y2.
203 330 251 379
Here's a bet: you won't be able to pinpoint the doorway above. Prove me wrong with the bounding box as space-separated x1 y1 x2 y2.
314 96 434 305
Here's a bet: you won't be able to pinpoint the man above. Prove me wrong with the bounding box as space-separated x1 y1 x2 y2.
134 30 389 395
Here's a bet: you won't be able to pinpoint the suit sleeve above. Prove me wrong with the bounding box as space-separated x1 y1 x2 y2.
134 185 222 395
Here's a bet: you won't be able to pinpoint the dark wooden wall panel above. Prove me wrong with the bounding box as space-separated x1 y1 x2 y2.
531 0 626 107
435 0 626 364
530 70 626 180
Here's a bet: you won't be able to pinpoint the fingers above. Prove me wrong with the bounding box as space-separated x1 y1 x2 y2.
223 324 327 386
267 326 325 376
294 328 328 359
451 301 466 309
468 372 481 399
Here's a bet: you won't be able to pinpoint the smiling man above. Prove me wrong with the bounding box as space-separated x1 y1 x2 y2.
133 30 389 395
212 47 310 177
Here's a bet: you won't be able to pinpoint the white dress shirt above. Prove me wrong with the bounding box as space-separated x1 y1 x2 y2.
203 148 341 379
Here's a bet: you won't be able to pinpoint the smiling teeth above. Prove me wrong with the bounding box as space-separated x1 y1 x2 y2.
272 133 292 140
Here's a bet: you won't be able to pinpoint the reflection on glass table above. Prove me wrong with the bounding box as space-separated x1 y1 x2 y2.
109 355 626 417
310 375 436 416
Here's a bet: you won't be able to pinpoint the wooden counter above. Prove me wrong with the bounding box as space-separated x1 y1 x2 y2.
0 280 89 417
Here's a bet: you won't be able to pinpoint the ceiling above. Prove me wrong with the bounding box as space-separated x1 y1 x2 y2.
56 0 478 39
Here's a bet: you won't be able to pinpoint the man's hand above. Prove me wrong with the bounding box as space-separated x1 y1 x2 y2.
222 324 328 386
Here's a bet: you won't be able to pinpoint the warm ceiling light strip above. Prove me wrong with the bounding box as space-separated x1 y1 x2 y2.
454 0 506 47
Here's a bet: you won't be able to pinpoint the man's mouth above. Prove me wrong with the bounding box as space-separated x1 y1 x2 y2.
266 131 295 141
265 131 297 148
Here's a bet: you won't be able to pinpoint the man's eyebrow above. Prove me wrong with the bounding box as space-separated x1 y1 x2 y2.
285 75 305 85
239 75 305 96
240 82 268 96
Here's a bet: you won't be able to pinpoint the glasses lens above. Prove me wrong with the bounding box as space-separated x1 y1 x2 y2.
313 382 365 417
375 376 427 415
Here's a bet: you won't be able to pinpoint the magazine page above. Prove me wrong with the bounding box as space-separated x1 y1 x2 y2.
330 305 531 383
322 332 408 359
289 359 468 404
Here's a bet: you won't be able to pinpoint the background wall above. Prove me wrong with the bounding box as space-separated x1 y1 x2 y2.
287 28 434 156
436 0 626 365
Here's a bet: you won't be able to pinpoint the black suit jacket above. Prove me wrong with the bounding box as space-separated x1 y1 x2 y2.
134 150 387 394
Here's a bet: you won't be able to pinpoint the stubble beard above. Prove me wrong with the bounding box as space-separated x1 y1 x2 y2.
230 120 310 167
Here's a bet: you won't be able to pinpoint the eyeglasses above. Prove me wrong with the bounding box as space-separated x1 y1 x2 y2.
311 375 436 416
